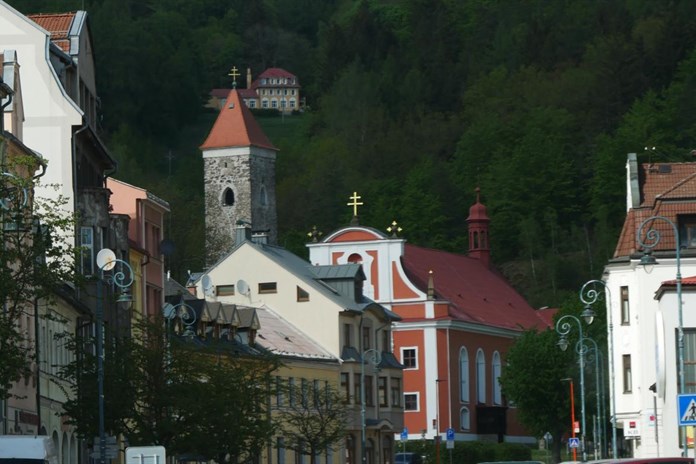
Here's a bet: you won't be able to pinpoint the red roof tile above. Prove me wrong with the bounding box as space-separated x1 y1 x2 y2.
200 89 276 151
401 244 549 331
257 68 297 79
27 13 76 52
614 162 696 257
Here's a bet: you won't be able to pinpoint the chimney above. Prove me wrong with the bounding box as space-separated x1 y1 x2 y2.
235 220 252 245
466 187 491 268
247 68 252 89
626 153 640 211
427 270 435 300
251 232 269 245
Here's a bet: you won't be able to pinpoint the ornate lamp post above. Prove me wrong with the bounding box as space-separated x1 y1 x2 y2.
637 215 685 455
577 337 605 459
556 308 595 462
163 301 197 338
95 249 134 464
580 280 617 458
361 348 381 464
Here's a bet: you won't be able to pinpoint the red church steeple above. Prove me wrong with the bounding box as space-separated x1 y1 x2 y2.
466 187 490 267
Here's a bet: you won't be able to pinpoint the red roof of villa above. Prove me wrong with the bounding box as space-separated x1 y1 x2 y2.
28 12 76 52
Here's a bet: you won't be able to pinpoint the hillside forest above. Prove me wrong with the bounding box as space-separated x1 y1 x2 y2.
8 0 696 309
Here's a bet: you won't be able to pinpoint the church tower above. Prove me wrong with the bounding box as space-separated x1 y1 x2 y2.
200 89 278 264
466 187 491 268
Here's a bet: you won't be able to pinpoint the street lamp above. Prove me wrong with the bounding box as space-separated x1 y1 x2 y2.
637 215 685 456
556 311 594 462
361 348 381 464
580 280 617 459
163 301 197 338
577 337 605 459
95 248 134 464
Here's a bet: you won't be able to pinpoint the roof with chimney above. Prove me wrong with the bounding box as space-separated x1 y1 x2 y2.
200 89 277 151
614 160 696 258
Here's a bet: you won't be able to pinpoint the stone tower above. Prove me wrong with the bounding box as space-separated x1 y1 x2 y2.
200 89 278 264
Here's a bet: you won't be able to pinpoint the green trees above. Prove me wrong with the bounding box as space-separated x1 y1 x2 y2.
0 143 78 402
57 314 279 461
279 381 346 464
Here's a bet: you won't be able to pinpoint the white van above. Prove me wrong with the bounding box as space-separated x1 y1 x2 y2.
0 435 58 464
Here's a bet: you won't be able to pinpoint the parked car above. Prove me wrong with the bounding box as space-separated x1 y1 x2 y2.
395 452 424 464
0 435 58 464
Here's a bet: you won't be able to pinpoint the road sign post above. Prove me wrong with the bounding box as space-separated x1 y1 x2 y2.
400 428 408 454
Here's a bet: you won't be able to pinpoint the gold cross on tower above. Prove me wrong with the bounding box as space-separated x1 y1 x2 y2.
347 191 363 217
228 66 240 88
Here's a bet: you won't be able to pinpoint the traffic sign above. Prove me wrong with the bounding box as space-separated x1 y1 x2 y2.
400 428 408 441
126 446 166 464
568 437 580 448
446 428 455 441
679 394 696 426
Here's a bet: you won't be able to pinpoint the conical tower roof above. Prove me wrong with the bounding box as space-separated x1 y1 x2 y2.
200 89 277 151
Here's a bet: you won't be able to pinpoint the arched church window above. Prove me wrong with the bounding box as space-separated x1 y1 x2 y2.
348 253 362 264
223 188 235 206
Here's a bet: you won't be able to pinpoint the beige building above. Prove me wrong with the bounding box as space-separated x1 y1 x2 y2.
191 225 404 464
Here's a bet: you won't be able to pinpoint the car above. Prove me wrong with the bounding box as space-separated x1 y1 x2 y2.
395 452 424 464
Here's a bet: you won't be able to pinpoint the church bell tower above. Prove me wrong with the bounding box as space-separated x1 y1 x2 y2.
200 89 278 264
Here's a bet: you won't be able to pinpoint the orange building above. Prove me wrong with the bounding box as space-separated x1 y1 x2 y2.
308 191 550 444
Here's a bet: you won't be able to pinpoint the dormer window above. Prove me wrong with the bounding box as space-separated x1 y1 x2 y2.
679 215 696 248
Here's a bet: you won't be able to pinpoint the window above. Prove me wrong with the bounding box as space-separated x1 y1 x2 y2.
262 99 269 108
260 185 268 206
459 347 469 402
404 393 418 411
290 99 296 108
80 227 94 275
277 437 285 464
289 378 296 406
301 379 308 407
476 349 486 403
365 375 374 406
249 100 256 108
390 378 401 407
362 326 371 350
340 373 350 403
343 323 353 349
685 329 696 394
353 374 361 403
378 377 388 407
259 282 277 293
460 407 470 430
297 286 309 302
621 286 630 325
223 188 235 206
679 215 696 248
623 355 632 393
276 376 284 407
272 100 278 108
217 285 235 296
381 330 390 352
401 347 417 369
492 351 502 405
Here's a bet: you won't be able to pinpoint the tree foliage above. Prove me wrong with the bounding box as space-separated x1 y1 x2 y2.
10 0 696 304
57 313 280 461
279 380 346 463
0 142 78 401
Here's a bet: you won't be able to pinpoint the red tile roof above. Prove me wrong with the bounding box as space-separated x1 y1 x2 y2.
614 162 696 257
27 12 76 52
257 68 296 79
200 89 276 151
401 244 549 331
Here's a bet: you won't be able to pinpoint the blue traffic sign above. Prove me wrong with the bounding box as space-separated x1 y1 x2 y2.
568 438 580 448
678 394 696 425
400 428 408 440
446 428 455 441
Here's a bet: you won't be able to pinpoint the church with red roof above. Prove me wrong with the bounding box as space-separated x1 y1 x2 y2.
308 191 550 444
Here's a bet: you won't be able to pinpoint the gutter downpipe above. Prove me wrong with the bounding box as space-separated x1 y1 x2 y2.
33 156 47 434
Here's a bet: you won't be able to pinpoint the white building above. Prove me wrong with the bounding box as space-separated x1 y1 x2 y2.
604 153 696 458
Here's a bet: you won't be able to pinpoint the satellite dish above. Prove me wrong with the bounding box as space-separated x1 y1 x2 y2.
237 279 249 296
96 248 116 271
202 275 215 296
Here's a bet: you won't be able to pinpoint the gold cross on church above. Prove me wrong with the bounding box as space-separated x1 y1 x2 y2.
228 66 240 88
347 192 363 217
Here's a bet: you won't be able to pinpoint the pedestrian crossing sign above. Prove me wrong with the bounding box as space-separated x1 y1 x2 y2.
678 394 696 426
568 438 580 448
